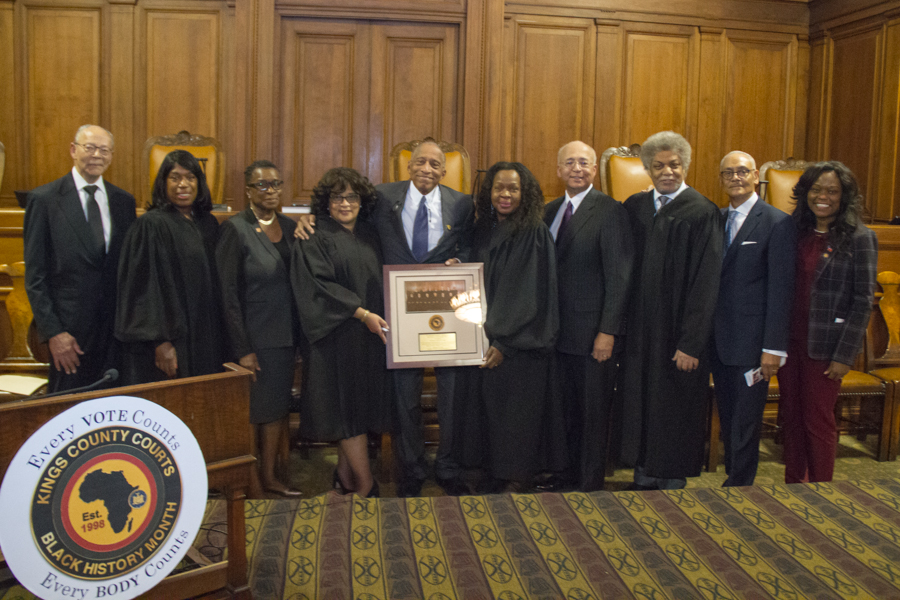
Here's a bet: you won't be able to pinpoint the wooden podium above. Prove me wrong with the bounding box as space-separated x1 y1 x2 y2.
0 364 254 600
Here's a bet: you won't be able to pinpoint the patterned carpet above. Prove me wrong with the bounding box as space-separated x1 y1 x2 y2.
3 435 900 600
170 479 900 599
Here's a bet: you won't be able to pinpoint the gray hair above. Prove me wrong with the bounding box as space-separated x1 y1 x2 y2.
719 150 756 171
640 131 690 173
74 124 115 148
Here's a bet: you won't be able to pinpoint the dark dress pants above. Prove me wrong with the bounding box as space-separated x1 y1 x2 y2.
47 319 115 394
711 353 770 487
392 366 460 481
557 351 616 492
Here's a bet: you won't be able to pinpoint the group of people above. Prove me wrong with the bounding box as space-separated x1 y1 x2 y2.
23 124 877 499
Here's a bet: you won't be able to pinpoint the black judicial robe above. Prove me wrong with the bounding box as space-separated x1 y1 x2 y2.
114 208 223 385
457 219 564 481
290 217 388 441
616 188 722 479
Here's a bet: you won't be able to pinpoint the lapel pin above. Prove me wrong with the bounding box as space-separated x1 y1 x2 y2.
446 224 451 230
256 227 262 233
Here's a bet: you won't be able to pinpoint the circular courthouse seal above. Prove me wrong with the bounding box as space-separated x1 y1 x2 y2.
0 396 207 600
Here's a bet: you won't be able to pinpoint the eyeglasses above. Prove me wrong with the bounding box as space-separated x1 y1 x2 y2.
248 179 283 192
329 193 361 205
562 159 594 170
74 143 113 157
720 168 753 180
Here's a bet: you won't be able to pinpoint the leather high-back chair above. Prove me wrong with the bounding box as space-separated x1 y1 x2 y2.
759 158 812 214
599 144 652 202
143 131 225 205
388 139 471 194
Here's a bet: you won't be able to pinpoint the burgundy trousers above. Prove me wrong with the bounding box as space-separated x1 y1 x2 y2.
778 339 842 483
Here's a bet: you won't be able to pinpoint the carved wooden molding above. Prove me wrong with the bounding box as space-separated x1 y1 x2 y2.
599 144 642 196
758 157 812 182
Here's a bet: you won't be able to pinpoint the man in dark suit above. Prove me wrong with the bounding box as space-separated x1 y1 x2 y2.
373 141 473 497
712 151 795 486
295 141 473 496
537 141 633 492
24 124 137 393
617 131 722 490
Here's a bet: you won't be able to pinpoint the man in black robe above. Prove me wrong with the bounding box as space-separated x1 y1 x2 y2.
617 131 723 490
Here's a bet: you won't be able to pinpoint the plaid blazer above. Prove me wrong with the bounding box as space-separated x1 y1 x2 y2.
806 223 877 365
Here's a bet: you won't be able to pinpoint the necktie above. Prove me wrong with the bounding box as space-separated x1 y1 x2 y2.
724 210 739 254
412 195 429 261
658 196 671 213
556 200 573 244
84 185 105 253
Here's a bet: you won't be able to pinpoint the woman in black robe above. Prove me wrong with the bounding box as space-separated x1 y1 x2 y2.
460 161 560 493
290 168 388 498
115 150 222 385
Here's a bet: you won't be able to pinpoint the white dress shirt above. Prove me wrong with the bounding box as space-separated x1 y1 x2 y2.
71 166 111 250
401 182 444 253
550 184 592 241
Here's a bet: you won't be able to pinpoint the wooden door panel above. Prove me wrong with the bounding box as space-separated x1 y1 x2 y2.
508 19 595 200
279 19 368 204
371 21 460 184
25 7 101 187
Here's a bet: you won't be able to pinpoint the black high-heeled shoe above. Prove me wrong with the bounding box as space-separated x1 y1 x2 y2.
366 481 380 498
333 469 351 495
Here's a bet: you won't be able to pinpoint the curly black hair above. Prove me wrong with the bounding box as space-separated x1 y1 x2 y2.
310 167 378 222
149 150 213 216
475 161 545 233
791 161 863 251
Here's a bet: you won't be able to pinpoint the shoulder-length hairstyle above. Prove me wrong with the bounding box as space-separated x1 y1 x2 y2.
475 161 545 233
310 167 378 222
791 161 863 251
149 150 213 216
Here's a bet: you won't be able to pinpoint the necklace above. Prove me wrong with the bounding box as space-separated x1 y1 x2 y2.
253 211 276 226
814 228 828 234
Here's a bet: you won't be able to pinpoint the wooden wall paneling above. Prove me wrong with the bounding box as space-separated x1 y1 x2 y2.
478 0 507 171
0 1 16 205
22 4 102 189
505 14 597 201
593 21 624 158
278 18 369 205
106 1 136 194
695 28 726 203
620 24 699 162
827 26 881 207
806 35 831 160
236 0 276 194
873 18 900 220
724 33 799 182
370 21 461 184
461 0 486 176
137 1 225 206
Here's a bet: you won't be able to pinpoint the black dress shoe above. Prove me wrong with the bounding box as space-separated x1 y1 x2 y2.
532 475 577 493
623 483 655 491
437 476 471 496
397 477 424 498
476 477 508 495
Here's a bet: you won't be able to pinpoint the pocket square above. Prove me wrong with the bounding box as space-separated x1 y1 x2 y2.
741 241 757 245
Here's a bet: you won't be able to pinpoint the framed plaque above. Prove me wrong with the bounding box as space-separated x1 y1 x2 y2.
384 263 489 368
